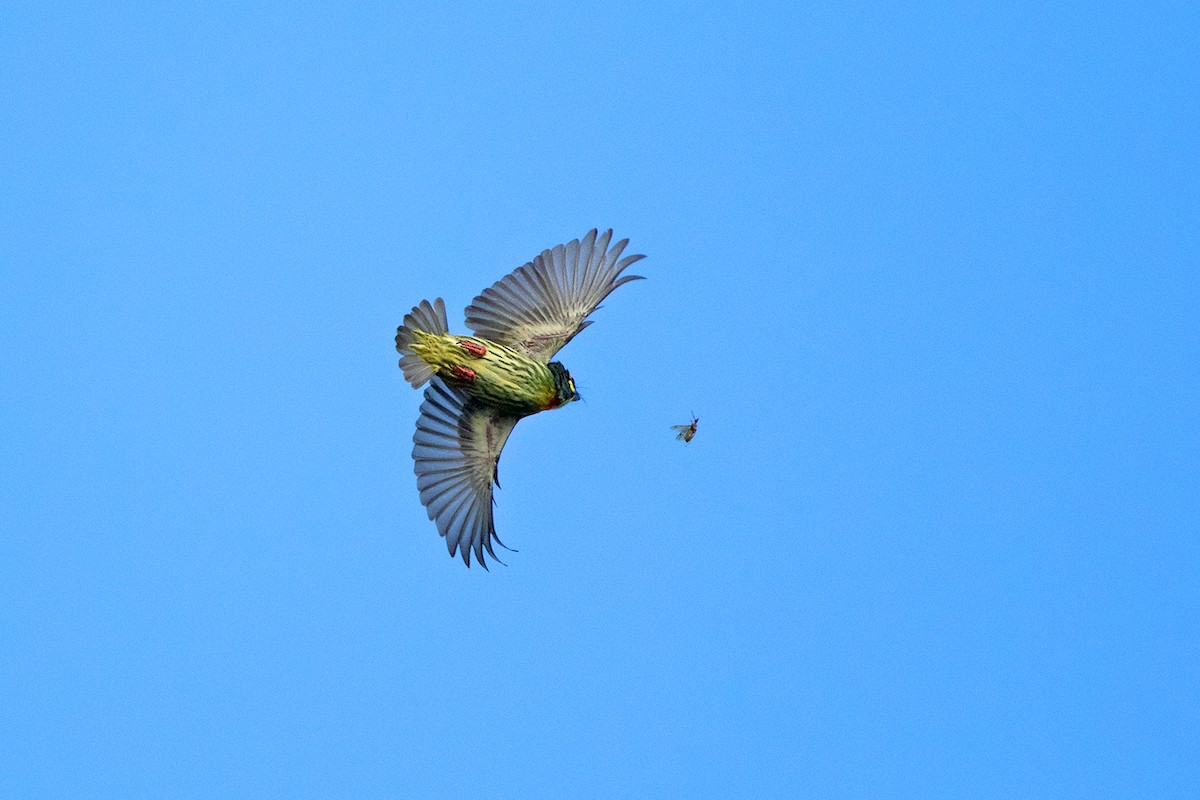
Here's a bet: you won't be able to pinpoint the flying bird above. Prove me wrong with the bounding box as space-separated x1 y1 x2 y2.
395 229 645 568
672 415 699 443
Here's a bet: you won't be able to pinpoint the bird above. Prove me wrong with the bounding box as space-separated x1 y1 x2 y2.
395 229 646 568
672 415 699 443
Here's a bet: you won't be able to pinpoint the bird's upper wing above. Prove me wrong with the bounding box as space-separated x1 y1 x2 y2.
463 228 645 362
413 378 519 568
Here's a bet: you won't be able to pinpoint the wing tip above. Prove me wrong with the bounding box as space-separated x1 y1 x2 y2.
448 541 509 570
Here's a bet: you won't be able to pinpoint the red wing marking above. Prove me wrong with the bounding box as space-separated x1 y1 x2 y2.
451 365 477 382
458 340 487 357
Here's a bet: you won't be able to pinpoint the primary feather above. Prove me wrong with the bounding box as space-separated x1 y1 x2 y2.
413 379 517 567
464 228 646 362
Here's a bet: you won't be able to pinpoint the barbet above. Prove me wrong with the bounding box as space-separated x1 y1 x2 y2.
395 229 645 567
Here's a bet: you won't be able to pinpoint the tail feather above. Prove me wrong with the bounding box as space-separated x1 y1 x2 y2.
395 298 449 387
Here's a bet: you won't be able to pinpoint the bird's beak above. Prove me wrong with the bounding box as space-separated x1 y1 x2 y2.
572 390 582 403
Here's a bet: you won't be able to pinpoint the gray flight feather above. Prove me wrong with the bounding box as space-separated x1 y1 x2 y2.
463 229 645 362
412 378 518 568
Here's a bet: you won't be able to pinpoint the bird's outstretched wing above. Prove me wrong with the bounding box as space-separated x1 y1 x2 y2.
413 378 519 568
464 228 645 362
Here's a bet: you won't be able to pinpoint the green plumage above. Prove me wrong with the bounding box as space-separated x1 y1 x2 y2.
394 229 644 568
407 331 560 416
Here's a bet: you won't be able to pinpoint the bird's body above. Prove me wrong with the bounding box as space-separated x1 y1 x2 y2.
395 229 644 568
404 331 565 416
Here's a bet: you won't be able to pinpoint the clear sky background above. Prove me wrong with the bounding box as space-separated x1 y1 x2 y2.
2 3 1197 798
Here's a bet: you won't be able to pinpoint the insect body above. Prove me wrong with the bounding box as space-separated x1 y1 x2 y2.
672 415 699 443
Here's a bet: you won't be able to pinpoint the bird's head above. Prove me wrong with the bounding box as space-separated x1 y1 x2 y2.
547 362 581 408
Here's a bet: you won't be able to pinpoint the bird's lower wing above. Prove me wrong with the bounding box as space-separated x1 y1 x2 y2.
413 379 519 568
463 228 645 362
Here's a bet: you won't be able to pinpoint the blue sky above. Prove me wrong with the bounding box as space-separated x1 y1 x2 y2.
2 2 1197 797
